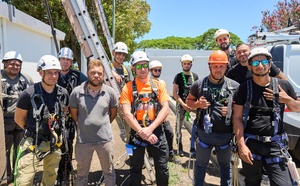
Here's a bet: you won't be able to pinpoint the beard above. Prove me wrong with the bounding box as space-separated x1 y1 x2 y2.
219 43 230 51
89 79 103 87
182 67 191 72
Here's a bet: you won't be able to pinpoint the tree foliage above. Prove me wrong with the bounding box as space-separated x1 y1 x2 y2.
260 0 300 31
11 0 151 64
137 28 243 50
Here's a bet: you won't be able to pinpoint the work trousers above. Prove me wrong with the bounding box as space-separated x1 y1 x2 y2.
5 123 24 177
147 120 175 158
15 137 61 186
129 126 169 186
163 120 175 157
194 130 232 186
75 140 115 186
175 105 187 147
242 139 292 186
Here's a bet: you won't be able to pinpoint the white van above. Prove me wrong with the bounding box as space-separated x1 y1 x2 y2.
270 44 300 162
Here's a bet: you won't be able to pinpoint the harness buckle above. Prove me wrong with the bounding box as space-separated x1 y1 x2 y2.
261 136 272 142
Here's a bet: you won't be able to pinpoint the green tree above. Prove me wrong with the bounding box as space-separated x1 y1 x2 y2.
11 0 151 64
136 28 242 50
261 0 300 31
137 36 196 50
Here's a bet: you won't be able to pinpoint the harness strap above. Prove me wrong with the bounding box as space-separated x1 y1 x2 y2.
190 77 208 152
30 83 68 155
224 77 233 125
244 133 288 143
131 78 160 126
252 153 282 164
132 138 148 147
110 63 129 76
190 119 197 154
273 78 280 135
243 78 280 133
196 139 231 150
243 79 252 128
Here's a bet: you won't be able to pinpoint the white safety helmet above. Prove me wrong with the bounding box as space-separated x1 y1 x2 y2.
37 55 61 71
214 29 230 40
58 47 73 60
113 42 128 54
130 51 149 65
180 54 193 63
248 47 272 61
2 51 22 63
149 60 163 69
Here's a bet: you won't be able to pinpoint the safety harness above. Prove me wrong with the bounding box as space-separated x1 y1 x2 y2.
130 78 161 147
1 72 30 112
242 78 288 162
111 63 130 83
27 83 68 160
58 70 81 94
190 77 234 153
180 72 194 121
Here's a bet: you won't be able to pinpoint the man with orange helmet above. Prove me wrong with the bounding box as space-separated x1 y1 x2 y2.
186 50 239 186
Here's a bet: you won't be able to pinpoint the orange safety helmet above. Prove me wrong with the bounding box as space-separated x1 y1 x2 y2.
208 50 228 64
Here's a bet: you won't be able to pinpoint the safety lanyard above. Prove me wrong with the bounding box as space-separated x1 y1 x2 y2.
181 71 194 88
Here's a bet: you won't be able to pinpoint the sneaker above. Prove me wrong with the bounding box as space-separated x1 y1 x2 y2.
169 156 181 164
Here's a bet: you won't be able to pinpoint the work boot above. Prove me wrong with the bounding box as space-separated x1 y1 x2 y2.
169 155 181 164
7 175 13 184
178 143 184 157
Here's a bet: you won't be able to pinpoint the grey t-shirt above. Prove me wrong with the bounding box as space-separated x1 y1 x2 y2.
69 82 118 143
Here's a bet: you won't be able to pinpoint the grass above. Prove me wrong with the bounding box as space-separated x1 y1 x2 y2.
168 161 193 186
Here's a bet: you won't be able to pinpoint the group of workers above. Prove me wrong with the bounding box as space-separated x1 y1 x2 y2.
2 28 300 186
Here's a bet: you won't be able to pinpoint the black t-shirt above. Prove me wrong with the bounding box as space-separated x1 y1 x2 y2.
17 83 69 135
173 72 199 101
226 62 280 84
233 78 298 136
190 77 239 133
58 69 87 94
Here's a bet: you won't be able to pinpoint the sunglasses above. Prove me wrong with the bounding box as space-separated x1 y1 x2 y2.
250 59 269 67
218 36 228 43
135 63 149 70
153 69 162 73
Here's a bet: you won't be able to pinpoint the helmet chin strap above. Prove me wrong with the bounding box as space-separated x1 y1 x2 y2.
42 74 52 86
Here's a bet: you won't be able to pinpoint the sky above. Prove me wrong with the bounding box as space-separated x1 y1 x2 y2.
139 0 281 43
